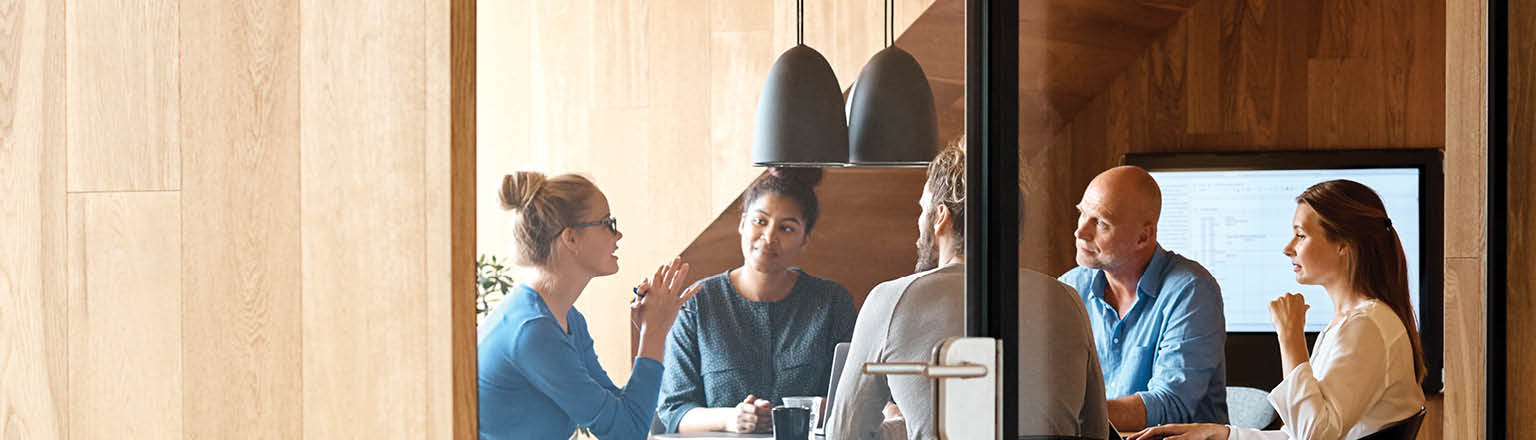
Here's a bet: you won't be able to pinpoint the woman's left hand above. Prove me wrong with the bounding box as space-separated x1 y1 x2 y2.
1125 423 1229 440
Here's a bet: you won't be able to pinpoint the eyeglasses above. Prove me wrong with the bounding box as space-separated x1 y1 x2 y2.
570 216 619 235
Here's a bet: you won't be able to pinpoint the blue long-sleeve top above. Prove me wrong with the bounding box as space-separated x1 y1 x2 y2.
1059 245 1229 426
655 269 856 433
478 284 662 440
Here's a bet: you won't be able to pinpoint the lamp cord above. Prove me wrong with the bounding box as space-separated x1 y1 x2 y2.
797 0 804 46
885 0 895 48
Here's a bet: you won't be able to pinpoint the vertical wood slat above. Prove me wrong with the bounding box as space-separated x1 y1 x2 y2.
1234 0 1278 143
1508 0 1536 435
1184 1 1222 134
0 0 67 437
179 0 303 438
427 0 480 437
1442 258 1485 440
67 193 183 440
41 0 69 436
65 0 181 192
1146 12 1187 150
1306 58 1386 148
300 0 428 437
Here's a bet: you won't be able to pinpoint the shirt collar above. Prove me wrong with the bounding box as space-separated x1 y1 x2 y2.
1135 245 1171 298
1089 244 1171 300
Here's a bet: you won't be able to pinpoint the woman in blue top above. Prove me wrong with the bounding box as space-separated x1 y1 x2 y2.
478 171 700 440
657 168 858 434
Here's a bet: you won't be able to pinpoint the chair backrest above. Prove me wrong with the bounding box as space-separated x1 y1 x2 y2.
1359 407 1428 440
1226 386 1278 430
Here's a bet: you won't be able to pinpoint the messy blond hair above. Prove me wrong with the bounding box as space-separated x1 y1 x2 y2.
499 171 601 267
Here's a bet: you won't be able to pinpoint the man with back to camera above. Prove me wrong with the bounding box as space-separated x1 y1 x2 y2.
1059 165 1228 431
824 142 1109 439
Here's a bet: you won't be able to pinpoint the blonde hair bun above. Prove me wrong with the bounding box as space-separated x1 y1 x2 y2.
500 172 547 211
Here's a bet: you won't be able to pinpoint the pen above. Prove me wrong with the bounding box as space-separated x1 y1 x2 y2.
633 287 695 314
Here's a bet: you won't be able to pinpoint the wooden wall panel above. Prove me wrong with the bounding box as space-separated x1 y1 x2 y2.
427 0 479 438
67 193 183 439
178 0 302 438
0 0 67 437
65 0 181 192
1442 258 1484 439
1508 0 1536 435
300 0 428 438
1442 0 1486 437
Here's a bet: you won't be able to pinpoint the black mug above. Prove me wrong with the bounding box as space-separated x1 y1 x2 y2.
772 406 811 440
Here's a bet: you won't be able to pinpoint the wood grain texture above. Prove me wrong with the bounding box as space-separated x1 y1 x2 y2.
1306 58 1387 147
1442 258 1484 440
1442 0 1486 437
41 0 68 435
426 0 478 437
300 0 428 437
1509 0 1536 435
178 0 302 438
0 0 67 437
67 193 183 440
65 0 181 192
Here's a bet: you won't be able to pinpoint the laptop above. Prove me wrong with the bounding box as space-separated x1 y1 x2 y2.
813 342 852 434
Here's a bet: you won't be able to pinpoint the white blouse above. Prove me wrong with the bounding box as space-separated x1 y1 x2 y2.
1229 300 1426 440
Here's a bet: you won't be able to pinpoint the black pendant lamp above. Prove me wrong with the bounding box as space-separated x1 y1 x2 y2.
846 0 939 166
752 0 849 167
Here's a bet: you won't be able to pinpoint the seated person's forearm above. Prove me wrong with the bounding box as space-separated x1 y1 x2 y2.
634 331 667 362
1107 394 1147 431
676 407 733 432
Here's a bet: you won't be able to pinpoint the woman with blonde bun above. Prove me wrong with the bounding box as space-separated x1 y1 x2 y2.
478 171 700 440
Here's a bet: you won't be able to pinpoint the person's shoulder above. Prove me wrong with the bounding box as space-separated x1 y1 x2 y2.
794 269 851 293
686 271 734 301
1019 268 1090 316
1341 300 1401 338
1055 266 1097 300
865 265 962 308
1160 249 1220 287
900 264 965 293
1058 265 1096 287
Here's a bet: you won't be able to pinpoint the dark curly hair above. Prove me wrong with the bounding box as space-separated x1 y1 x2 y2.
740 167 825 234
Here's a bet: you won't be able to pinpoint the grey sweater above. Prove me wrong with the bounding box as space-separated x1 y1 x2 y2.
824 264 1110 440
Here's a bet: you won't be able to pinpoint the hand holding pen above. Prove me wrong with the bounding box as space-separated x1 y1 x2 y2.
629 257 701 332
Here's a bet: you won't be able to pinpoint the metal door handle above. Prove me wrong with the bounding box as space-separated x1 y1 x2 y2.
862 361 988 378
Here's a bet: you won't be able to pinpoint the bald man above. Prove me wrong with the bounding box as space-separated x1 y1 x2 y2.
1059 166 1228 431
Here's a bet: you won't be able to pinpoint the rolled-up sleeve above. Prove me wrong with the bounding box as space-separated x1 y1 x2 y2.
1137 278 1226 426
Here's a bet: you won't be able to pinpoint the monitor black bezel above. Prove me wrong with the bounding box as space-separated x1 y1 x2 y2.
1122 149 1445 394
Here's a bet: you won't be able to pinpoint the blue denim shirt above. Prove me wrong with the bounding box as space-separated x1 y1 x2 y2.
1059 246 1228 426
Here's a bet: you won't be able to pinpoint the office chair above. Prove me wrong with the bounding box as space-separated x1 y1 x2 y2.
1358 407 1427 440
1227 386 1279 430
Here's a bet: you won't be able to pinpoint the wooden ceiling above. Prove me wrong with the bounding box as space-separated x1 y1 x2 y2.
897 0 1200 143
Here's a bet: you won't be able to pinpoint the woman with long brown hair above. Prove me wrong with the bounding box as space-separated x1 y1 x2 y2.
1131 179 1425 440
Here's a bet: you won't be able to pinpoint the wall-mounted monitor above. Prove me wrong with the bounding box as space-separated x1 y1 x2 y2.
1124 149 1443 393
